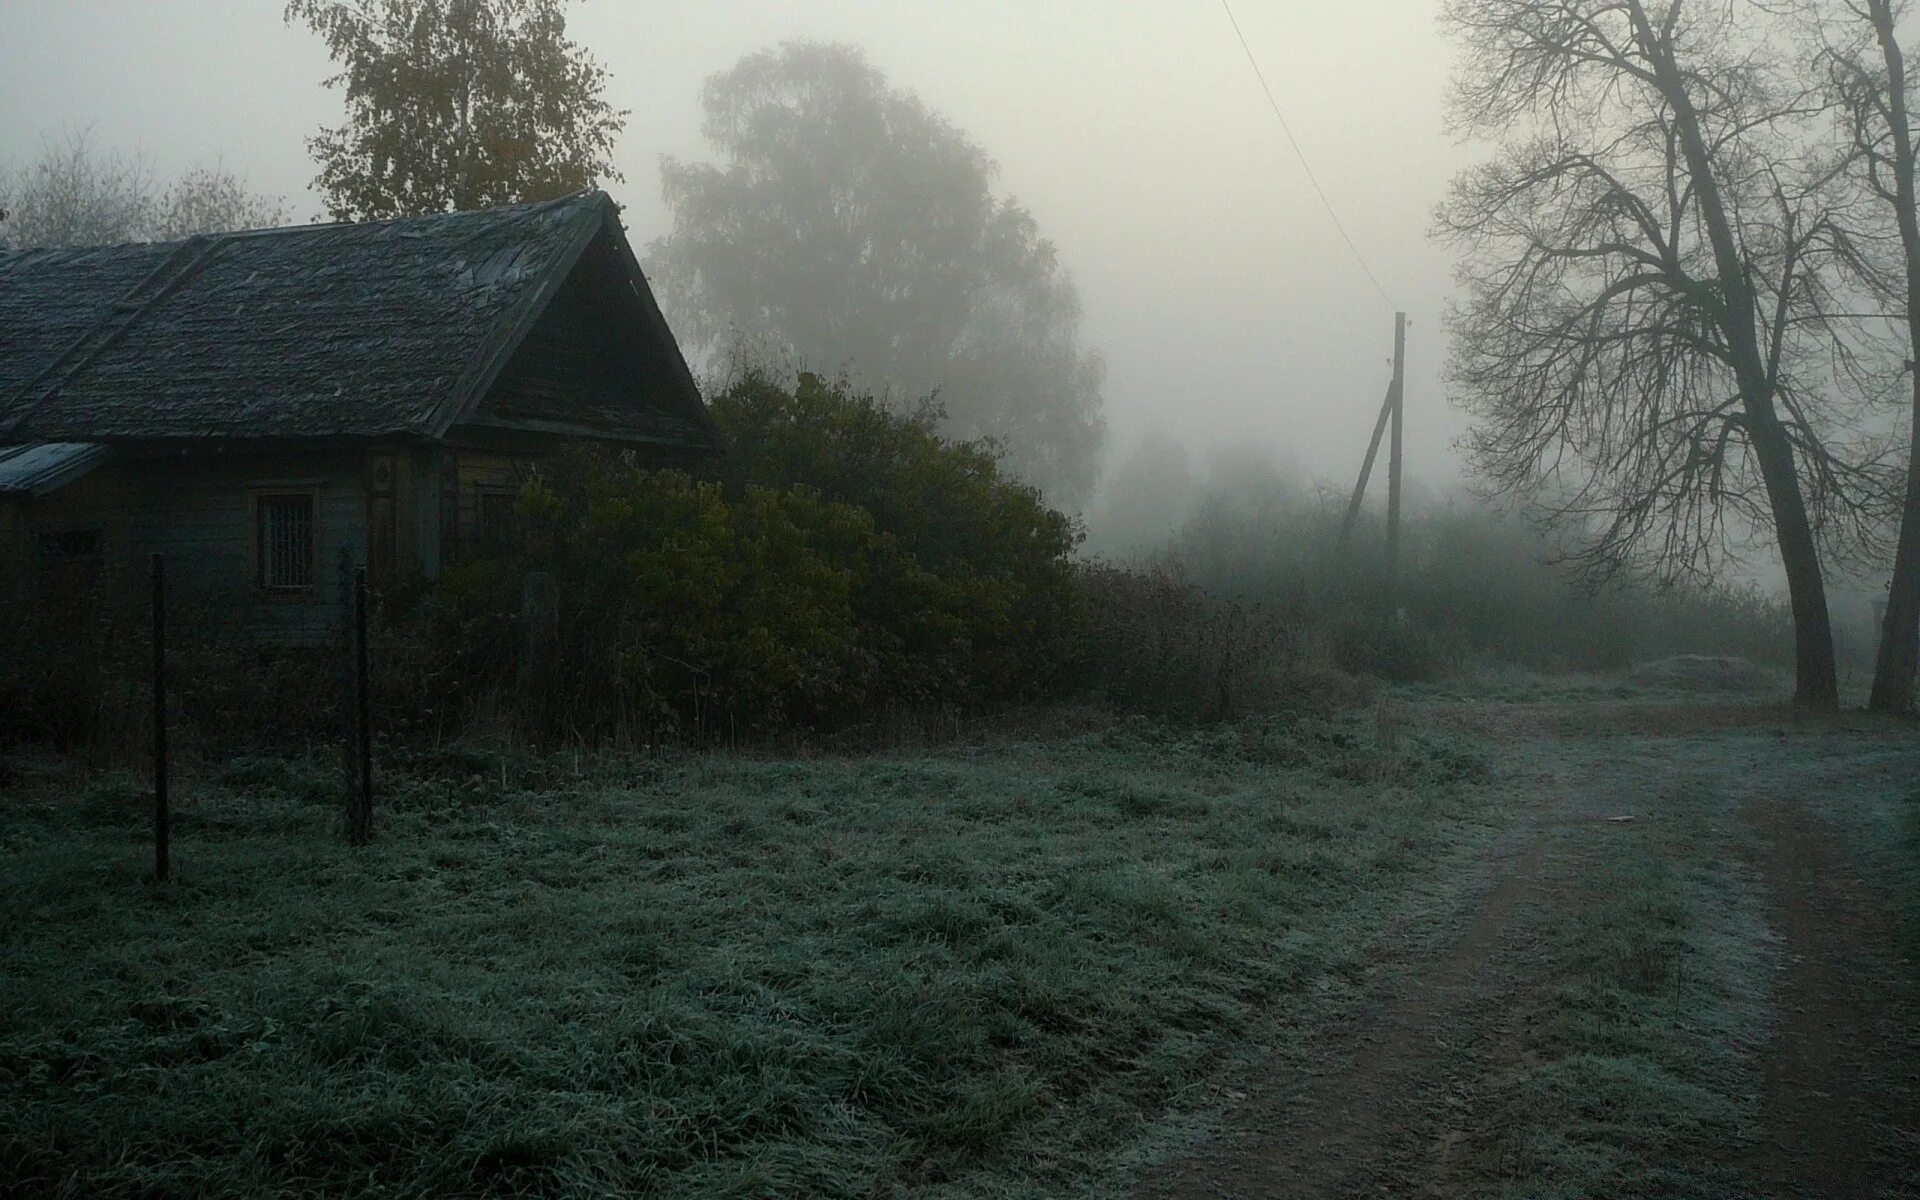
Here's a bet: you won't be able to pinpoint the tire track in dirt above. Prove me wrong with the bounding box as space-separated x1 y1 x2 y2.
1133 709 1591 1199
1741 764 1917 1199
1129 702 1905 1200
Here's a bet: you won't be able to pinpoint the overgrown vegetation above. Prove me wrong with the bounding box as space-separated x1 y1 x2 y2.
1096 460 1799 684
423 371 1085 743
0 719 1495 1198
2 369 1797 759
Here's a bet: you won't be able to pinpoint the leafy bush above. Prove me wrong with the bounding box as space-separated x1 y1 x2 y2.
709 371 1084 699
419 373 1084 740
1319 610 1455 683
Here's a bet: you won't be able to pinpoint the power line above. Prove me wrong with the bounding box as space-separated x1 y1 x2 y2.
1219 0 1396 309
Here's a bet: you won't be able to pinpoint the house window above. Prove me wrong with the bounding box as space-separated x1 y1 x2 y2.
475 486 517 545
38 528 102 566
255 493 316 592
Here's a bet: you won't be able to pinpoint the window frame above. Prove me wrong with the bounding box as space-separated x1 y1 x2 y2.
472 483 518 548
37 527 105 568
250 489 320 599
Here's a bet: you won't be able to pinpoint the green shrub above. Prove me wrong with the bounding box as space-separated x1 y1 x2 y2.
419 373 1084 740
709 371 1084 699
1321 611 1455 682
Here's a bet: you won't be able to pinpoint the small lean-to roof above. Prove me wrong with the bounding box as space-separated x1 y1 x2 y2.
0 443 109 496
0 192 715 450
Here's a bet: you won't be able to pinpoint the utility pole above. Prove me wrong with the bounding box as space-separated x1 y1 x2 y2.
1340 379 1395 542
1385 311 1406 613
1339 311 1408 563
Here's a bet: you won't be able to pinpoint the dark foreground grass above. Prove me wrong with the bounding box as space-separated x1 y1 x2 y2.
1472 772 1771 1199
0 718 1492 1198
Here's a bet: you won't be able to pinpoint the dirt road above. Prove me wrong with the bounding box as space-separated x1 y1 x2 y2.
1133 701 1920 1199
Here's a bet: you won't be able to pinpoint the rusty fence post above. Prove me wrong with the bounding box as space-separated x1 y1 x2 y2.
349 565 373 845
151 553 170 882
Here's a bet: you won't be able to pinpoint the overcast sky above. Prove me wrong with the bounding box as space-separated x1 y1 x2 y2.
0 1 1477 506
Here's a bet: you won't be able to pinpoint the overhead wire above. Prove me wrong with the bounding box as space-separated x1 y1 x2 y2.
1219 0 1397 310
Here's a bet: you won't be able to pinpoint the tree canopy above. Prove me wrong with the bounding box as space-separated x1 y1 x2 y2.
1814 0 1920 710
1434 0 1896 708
285 0 625 221
0 131 287 249
647 41 1107 509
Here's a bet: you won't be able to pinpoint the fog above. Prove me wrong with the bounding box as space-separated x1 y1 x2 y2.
0 0 1472 517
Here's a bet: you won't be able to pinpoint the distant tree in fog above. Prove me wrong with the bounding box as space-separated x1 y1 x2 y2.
648 41 1107 508
285 0 625 220
151 166 292 242
1089 432 1194 557
0 130 287 249
1436 0 1889 710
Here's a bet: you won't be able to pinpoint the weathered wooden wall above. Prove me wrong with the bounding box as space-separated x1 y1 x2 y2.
120 452 369 645
6 450 396 646
2 443 555 646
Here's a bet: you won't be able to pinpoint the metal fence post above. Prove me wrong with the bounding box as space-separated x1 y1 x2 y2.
350 565 373 844
151 553 170 882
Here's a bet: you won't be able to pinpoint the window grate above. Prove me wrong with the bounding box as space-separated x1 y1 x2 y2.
257 494 314 591
38 528 102 565
476 488 516 544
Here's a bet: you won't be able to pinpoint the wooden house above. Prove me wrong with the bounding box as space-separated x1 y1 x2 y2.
0 191 716 642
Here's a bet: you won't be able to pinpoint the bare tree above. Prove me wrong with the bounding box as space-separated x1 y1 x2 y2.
0 131 154 249
0 130 287 250
1437 0 1888 709
1817 0 1920 710
152 166 291 243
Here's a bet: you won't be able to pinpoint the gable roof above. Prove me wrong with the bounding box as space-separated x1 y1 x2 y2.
0 192 716 450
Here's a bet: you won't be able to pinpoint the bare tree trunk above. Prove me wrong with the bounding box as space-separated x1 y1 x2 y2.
1752 415 1842 708
1872 449 1920 710
1864 0 1920 712
1631 0 1840 709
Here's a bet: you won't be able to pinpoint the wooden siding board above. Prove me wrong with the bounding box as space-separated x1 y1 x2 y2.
102 452 369 646
477 239 708 447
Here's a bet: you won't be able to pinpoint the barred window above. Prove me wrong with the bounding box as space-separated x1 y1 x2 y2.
256 493 315 592
475 487 516 544
38 528 102 566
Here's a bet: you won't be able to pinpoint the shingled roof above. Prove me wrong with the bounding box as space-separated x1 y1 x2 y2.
0 191 716 450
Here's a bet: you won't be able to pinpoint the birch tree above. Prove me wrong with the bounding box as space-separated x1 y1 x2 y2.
286 0 625 220
647 43 1108 508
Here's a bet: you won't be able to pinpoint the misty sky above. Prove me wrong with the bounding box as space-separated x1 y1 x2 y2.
0 1 1475 508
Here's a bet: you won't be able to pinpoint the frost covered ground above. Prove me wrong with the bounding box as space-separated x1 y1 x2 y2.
3 687 1916 1198
1 717 1495 1197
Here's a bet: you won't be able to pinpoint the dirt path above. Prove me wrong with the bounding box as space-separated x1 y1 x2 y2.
1140 824 1556 1199
1131 701 1920 1200
1740 754 1920 1198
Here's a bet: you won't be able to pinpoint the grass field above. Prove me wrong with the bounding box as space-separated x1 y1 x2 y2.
0 717 1497 1198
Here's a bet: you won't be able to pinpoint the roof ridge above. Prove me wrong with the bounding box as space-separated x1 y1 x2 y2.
0 190 606 256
